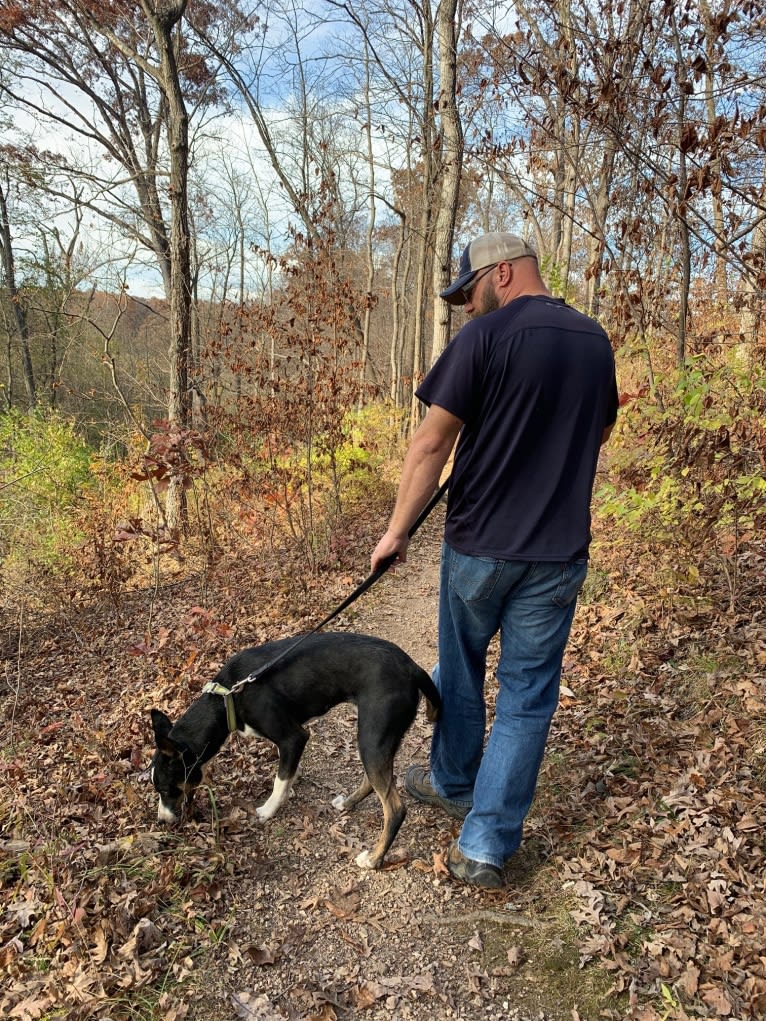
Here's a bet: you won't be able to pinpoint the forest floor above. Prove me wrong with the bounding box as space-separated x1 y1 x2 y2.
1 498 765 1020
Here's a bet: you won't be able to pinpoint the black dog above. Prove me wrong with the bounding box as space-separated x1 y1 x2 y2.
150 632 440 869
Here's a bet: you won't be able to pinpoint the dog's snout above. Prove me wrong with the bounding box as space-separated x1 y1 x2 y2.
156 798 182 825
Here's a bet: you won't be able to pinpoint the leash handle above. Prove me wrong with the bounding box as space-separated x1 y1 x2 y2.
229 476 450 692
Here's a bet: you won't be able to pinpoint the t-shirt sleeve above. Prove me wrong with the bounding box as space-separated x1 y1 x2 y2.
415 324 484 424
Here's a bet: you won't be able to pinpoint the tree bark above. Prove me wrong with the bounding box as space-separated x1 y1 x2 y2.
700 0 729 302
671 8 691 367
0 175 36 408
409 0 437 432
430 0 463 366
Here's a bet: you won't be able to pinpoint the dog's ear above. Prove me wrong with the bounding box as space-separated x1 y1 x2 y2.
150 708 182 758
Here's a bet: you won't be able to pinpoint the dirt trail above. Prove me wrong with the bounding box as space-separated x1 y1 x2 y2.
346 512 442 658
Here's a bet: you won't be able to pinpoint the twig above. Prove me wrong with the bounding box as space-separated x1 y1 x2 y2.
428 910 537 927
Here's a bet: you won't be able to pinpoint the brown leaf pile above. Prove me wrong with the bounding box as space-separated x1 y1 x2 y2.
0 576 294 1020
536 533 766 1020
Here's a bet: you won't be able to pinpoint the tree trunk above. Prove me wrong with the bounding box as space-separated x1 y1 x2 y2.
555 0 578 296
585 140 616 317
389 210 407 404
0 176 36 408
739 158 766 349
143 0 192 532
430 0 463 366
671 9 691 367
409 1 437 432
360 43 376 387
701 0 729 302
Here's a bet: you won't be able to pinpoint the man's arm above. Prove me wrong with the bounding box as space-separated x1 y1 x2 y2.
371 404 463 571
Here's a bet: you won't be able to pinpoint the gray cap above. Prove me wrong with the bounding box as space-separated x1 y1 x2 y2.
441 232 537 305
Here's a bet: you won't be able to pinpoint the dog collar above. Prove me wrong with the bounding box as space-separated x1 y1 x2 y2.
202 681 239 733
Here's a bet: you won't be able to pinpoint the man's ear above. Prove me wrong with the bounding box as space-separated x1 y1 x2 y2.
495 260 513 287
151 708 182 758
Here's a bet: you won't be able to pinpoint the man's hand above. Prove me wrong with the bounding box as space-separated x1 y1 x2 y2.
371 530 410 573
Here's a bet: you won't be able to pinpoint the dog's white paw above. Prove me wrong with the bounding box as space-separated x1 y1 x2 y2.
256 803 277 821
331 795 348 812
355 849 376 869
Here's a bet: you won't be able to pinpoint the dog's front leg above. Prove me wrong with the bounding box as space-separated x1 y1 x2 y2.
256 773 293 821
256 729 307 821
332 776 373 813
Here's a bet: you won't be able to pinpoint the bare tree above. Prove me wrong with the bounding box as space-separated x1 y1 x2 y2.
0 164 36 407
0 0 233 527
430 0 463 365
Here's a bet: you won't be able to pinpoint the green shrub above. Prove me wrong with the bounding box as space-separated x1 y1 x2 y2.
596 354 766 609
0 410 100 595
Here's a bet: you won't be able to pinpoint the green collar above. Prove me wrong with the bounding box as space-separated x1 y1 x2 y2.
202 681 239 733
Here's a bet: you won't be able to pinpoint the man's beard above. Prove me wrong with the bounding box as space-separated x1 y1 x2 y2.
472 290 500 317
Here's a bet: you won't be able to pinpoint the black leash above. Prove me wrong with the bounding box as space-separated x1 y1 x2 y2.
228 476 450 694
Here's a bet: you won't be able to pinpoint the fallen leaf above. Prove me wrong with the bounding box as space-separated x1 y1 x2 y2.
90 922 109 965
410 858 433 873
245 945 278 966
507 946 524 967
379 852 409 870
7 993 55 1019
605 846 638 864
325 883 361 920
118 918 164 959
231 991 283 1020
299 893 324 911
157 994 190 1021
339 930 371 956
466 964 484 994
678 963 700 997
353 982 384 1007
701 985 733 1015
307 1006 337 1021
433 851 450 878
6 899 40 928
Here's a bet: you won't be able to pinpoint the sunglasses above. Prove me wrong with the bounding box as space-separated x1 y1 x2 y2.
460 263 497 303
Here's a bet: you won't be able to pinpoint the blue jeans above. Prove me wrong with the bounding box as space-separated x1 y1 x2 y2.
429 543 587 869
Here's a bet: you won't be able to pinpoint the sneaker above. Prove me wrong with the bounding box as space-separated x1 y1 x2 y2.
446 840 505 889
404 764 470 820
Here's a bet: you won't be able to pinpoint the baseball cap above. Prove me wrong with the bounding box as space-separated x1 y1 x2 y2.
440 232 537 305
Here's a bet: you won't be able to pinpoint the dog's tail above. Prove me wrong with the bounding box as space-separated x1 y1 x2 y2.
416 668 441 723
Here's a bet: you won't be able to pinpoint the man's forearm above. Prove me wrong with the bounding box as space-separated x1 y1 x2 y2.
386 442 450 538
371 404 462 570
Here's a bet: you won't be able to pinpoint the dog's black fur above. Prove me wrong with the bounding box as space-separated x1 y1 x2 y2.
150 632 440 869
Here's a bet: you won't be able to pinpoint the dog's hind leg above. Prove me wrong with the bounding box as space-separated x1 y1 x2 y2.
352 699 416 869
354 763 407 870
256 727 308 821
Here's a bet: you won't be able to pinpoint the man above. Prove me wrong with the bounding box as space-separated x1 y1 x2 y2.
371 232 618 889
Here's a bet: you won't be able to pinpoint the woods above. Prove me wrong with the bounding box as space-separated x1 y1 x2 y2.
1 0 763 602
1 1 763 418
1 2 765 1020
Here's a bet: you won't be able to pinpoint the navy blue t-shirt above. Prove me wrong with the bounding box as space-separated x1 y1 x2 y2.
416 295 618 561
